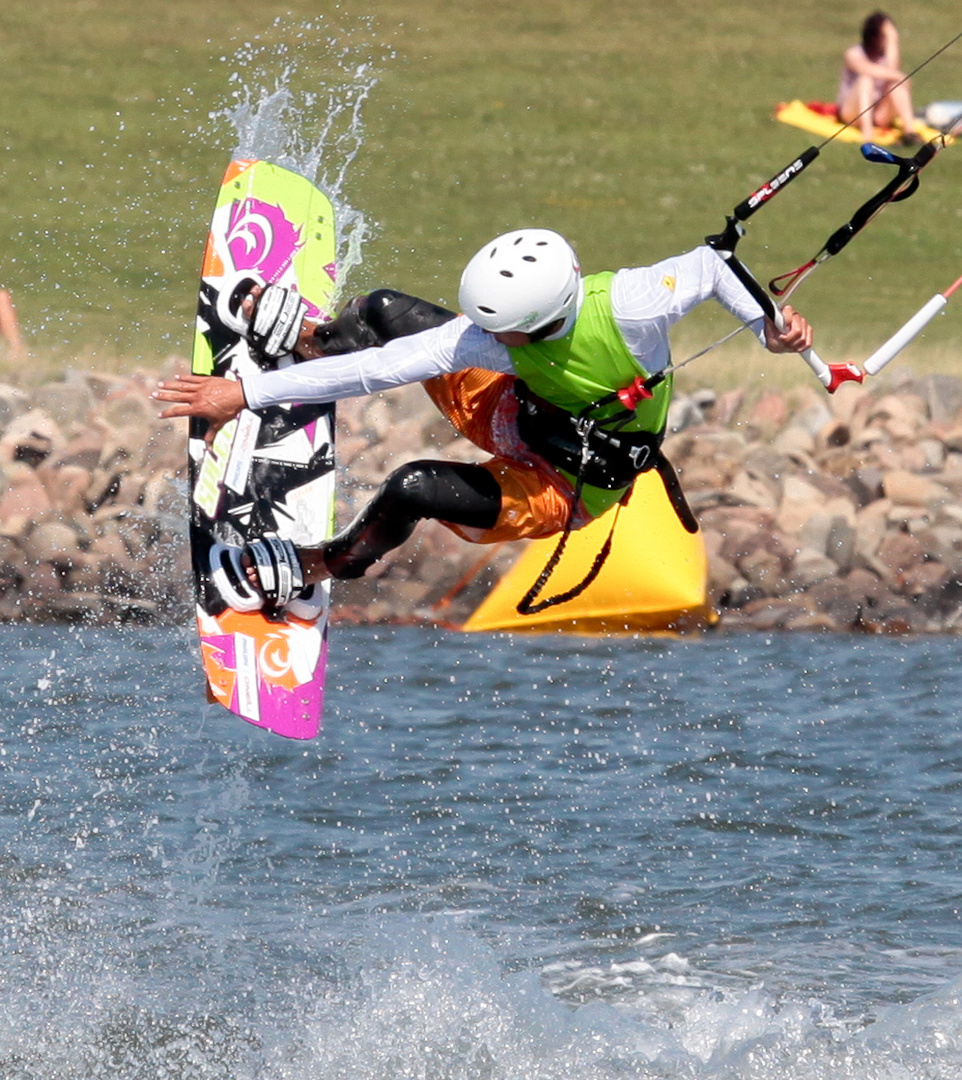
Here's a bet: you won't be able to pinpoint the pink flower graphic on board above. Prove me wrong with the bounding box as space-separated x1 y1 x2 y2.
226 197 305 284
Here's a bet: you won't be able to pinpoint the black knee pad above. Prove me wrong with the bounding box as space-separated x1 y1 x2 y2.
377 461 447 520
378 460 501 527
324 460 501 579
310 290 457 356
309 295 382 355
365 290 457 341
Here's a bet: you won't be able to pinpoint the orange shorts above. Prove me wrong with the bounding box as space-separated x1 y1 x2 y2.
422 369 580 544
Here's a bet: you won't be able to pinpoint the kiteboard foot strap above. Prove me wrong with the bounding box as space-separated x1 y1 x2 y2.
212 272 309 359
209 534 309 612
249 286 310 358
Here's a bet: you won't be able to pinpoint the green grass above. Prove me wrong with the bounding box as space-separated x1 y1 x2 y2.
0 0 959 379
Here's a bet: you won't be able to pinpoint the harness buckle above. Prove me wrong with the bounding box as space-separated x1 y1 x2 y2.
628 444 651 470
574 415 595 440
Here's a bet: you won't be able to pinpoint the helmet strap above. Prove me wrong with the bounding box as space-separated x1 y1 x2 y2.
525 318 565 343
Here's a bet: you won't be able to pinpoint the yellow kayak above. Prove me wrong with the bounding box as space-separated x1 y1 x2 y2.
460 471 716 635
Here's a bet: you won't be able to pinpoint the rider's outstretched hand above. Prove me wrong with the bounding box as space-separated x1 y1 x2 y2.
152 374 247 444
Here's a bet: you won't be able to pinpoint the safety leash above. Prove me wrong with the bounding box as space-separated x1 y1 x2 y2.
516 415 625 616
516 391 699 615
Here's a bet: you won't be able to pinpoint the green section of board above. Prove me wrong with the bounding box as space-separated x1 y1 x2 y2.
192 160 336 376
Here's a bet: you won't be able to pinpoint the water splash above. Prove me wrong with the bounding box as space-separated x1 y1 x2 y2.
7 628 962 1078
212 16 395 300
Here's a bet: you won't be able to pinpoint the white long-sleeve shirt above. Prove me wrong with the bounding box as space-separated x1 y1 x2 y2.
242 245 767 411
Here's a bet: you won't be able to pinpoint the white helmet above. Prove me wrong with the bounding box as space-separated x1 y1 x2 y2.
458 228 581 335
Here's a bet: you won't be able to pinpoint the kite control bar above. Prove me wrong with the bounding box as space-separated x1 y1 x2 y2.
862 270 962 376
688 30 962 393
705 216 858 392
708 135 954 393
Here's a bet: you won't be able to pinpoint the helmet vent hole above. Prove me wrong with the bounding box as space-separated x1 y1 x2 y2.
499 270 513 278
478 305 496 314
522 256 536 262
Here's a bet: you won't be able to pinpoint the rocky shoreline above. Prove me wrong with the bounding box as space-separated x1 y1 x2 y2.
3 360 962 634
670 373 962 634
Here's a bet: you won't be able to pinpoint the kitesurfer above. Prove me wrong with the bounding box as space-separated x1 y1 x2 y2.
154 229 812 609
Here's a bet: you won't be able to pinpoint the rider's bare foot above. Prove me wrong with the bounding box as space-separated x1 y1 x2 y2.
243 545 331 591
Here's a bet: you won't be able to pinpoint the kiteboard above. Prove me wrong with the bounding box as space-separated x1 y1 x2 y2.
188 159 337 740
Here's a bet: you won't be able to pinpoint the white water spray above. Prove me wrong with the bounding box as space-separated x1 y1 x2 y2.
212 16 394 301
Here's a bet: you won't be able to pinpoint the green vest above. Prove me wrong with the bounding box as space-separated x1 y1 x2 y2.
508 271 672 517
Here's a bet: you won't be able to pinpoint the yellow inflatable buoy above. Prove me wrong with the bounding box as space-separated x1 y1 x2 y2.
460 471 717 635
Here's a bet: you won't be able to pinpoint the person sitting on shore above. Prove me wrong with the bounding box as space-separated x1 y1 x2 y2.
837 11 922 146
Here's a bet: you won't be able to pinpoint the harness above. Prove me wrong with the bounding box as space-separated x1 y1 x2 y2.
512 379 698 616
514 380 662 490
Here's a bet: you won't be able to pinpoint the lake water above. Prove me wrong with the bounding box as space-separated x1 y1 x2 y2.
3 622 962 1079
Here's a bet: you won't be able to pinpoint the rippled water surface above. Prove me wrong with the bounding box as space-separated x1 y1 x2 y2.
3 622 962 1078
